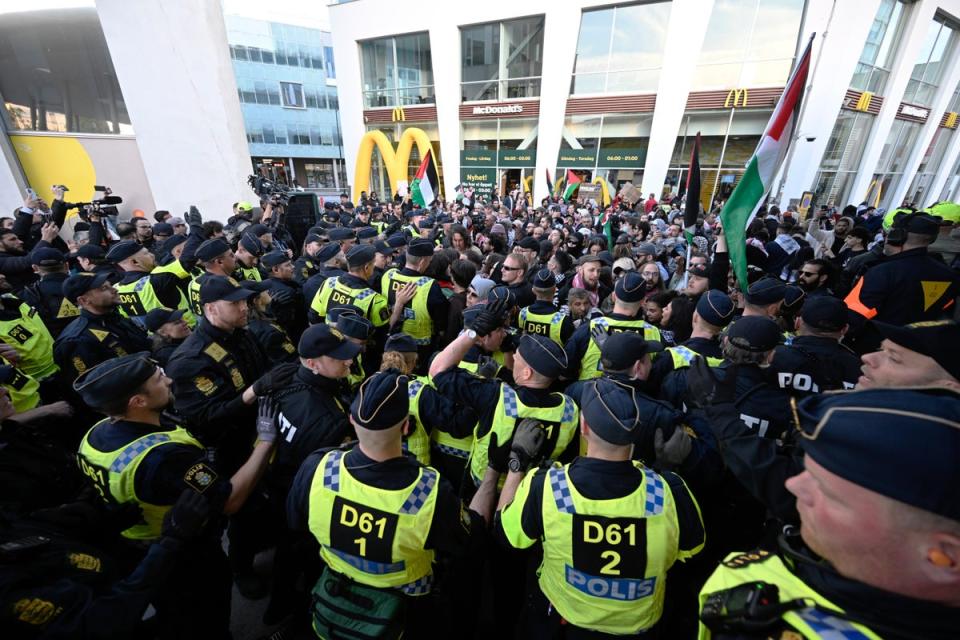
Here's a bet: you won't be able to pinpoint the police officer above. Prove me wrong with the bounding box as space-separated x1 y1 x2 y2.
328 226 356 254
188 237 236 316
74 353 278 638
149 205 205 283
233 231 264 282
650 289 734 393
244 280 298 364
70 243 113 274
302 242 346 313
335 309 374 389
737 277 786 321
430 304 580 491
382 237 449 360
261 250 307 340
292 233 323 285
145 307 191 367
565 271 663 381
770 297 860 397
858 319 960 389
312 243 390 328
19 247 78 338
286 369 492 637
846 212 959 324
496 378 705 638
517 268 573 346
402 208 425 238
54 271 150 387
698 387 960 640
107 240 195 329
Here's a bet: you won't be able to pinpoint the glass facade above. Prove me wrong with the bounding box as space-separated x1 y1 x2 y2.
690 0 804 91
461 118 538 195
461 17 544 102
226 16 344 190
570 2 671 95
903 15 958 106
850 0 909 93
0 7 131 134
873 119 923 208
906 85 960 206
360 33 434 108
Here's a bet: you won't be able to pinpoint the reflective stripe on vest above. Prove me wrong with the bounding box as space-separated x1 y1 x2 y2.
537 462 680 635
0 300 58 380
77 423 203 541
117 274 196 328
381 270 434 343
431 362 479 457
403 377 431 465
519 307 565 345
580 317 662 380
470 385 578 486
313 276 386 326
667 346 723 370
697 552 881 640
309 449 438 595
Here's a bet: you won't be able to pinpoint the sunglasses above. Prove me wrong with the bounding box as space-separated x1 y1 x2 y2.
799 271 820 277
502 265 522 271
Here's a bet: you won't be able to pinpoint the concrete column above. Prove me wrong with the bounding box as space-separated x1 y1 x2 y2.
640 0 714 198
429 22 465 201
775 0 881 205
95 0 253 220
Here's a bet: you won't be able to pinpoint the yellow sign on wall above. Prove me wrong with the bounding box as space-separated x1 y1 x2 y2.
724 89 749 108
854 91 873 112
353 128 436 202
10 135 97 204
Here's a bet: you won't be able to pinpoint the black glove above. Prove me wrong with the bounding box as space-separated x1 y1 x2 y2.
268 287 294 306
251 362 298 396
487 431 512 473
0 365 14 385
186 205 203 228
686 358 737 408
256 396 279 444
590 322 609 349
162 490 212 540
471 299 509 337
476 355 500 379
509 418 547 472
654 426 692 468
499 329 518 353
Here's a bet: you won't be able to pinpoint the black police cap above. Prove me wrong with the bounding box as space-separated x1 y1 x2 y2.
31 247 66 267
248 224 269 237
153 223 173 236
196 238 231 262
488 286 516 308
316 243 341 263
581 378 643 446
407 238 434 257
199 275 256 304
517 334 567 379
357 227 378 240
74 244 106 260
350 369 410 431
384 333 417 353
329 227 355 242
386 233 407 249
346 244 376 268
696 290 735 327
337 313 373 341
871 319 960 381
782 285 806 312
601 332 663 371
144 307 186 332
73 352 157 410
797 388 960 522
239 233 264 257
327 304 361 324
727 316 781 352
532 268 555 289
62 271 113 304
105 240 145 264
615 271 646 303
800 297 848 332
163 234 187 253
745 277 787 305
262 251 291 268
298 323 362 360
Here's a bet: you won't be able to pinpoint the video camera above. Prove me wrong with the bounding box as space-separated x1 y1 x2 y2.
65 185 122 220
247 175 302 207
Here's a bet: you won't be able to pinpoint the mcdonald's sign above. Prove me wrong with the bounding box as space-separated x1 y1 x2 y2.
854 91 873 112
724 89 749 108
945 111 959 129
391 107 406 122
352 127 437 203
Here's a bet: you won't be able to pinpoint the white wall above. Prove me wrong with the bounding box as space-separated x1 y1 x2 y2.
0 139 24 212
96 0 253 220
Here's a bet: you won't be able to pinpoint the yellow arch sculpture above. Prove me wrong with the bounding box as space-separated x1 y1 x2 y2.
592 176 612 206
523 175 533 194
353 128 435 203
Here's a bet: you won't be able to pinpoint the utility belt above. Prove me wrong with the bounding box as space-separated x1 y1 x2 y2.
311 565 407 640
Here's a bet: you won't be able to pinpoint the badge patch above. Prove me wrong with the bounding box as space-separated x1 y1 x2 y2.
194 376 215 395
89 328 110 342
230 368 244 389
68 552 102 572
722 549 771 568
183 462 218 493
14 598 60 625
204 343 228 362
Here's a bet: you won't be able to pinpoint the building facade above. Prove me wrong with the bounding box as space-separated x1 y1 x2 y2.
225 16 346 195
330 0 960 212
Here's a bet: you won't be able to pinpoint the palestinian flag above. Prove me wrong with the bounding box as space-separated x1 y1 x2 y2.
720 34 813 291
683 132 702 244
562 169 582 200
411 149 439 207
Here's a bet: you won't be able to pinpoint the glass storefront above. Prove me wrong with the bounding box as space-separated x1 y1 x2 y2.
850 0 909 93
461 17 543 102
0 7 131 134
557 114 651 190
461 118 537 196
906 85 960 206
570 2 671 95
360 33 434 108
873 119 923 209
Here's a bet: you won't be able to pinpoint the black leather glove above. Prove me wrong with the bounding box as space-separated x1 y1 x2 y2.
471 299 509 337
476 355 500 379
654 426 692 468
269 287 294 306
186 205 203 228
509 418 547 472
487 431 512 473
256 396 279 444
686 358 738 408
251 362 298 397
162 489 211 540
499 329 518 353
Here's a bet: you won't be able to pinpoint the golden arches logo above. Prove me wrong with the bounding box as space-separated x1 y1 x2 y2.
945 111 958 129
391 107 406 122
854 92 873 112
724 89 749 108
353 128 435 203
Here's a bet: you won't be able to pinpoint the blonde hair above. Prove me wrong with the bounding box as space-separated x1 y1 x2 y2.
380 350 416 375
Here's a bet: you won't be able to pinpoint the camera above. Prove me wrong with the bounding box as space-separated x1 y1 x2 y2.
65 185 122 220
247 175 302 207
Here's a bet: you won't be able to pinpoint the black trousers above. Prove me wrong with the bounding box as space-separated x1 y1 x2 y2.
520 584 661 640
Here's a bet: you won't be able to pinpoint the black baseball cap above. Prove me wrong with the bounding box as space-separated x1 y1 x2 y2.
871 319 960 381
298 324 363 360
31 247 66 267
144 307 186 332
62 271 114 304
199 276 256 304
601 332 663 370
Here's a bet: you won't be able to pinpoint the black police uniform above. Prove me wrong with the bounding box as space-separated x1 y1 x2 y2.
247 314 298 364
649 335 723 392
265 277 307 340
303 267 346 320
769 335 860 398
150 335 185 368
293 253 320 284
19 272 78 338
54 309 151 385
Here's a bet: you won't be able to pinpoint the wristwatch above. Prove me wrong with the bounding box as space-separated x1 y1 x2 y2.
464 329 478 340
508 454 524 473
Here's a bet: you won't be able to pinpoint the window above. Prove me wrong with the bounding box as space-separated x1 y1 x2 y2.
690 0 804 91
360 33 434 108
304 161 336 189
324 46 336 77
461 17 544 102
0 7 132 134
811 112 873 207
254 81 269 104
874 119 923 208
262 49 275 64
850 0 909 93
279 82 305 108
571 3 671 95
262 125 276 144
328 91 339 110
903 15 958 106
